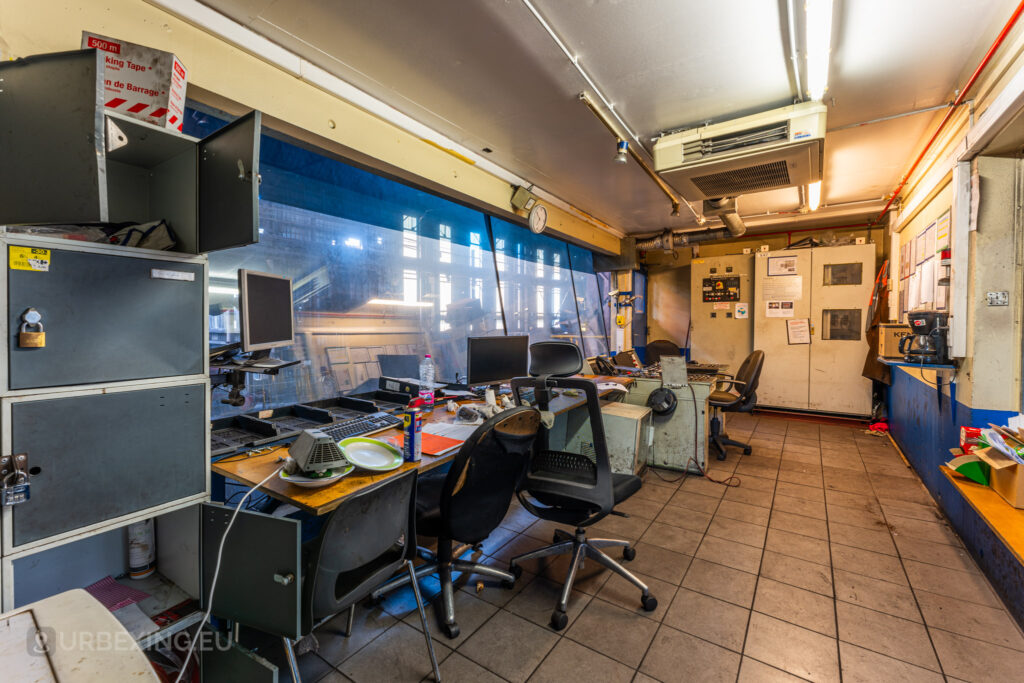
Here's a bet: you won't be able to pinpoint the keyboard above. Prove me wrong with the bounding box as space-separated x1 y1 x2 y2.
318 412 403 441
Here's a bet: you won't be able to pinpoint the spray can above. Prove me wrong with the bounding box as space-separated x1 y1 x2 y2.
127 519 156 580
402 407 423 462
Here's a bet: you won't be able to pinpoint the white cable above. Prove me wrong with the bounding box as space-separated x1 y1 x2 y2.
174 463 286 683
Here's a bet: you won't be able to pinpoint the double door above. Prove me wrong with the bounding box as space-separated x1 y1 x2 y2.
753 244 875 415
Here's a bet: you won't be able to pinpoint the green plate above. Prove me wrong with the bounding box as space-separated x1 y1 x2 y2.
279 464 355 488
339 437 404 471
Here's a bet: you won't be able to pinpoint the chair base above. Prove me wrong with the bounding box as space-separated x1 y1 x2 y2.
371 544 516 639
509 527 656 630
709 413 753 461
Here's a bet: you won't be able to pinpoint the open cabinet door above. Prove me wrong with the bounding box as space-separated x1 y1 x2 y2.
201 502 301 640
753 249 813 410
198 110 262 253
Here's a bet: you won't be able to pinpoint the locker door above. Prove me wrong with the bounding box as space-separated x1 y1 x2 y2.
808 244 875 415
197 111 262 253
753 250 813 410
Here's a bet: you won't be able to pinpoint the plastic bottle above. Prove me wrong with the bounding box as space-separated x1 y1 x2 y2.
418 354 435 407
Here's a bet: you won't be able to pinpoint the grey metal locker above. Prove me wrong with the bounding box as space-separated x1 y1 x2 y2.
6 243 205 390
7 382 207 547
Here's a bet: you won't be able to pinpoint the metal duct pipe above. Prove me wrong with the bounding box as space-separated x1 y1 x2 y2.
702 197 747 237
719 211 746 237
635 228 734 251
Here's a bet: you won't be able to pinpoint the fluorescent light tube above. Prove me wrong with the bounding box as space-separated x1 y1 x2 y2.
805 0 833 100
807 181 822 211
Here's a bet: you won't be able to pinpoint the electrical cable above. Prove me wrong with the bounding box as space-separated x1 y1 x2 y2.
173 462 285 683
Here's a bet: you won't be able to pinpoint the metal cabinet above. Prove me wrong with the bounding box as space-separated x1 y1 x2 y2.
690 253 754 371
626 377 712 473
0 49 261 254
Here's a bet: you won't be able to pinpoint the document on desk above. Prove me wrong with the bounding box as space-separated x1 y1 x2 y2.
597 382 629 394
424 422 479 441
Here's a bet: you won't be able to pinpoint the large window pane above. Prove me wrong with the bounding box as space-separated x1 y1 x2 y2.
568 245 610 358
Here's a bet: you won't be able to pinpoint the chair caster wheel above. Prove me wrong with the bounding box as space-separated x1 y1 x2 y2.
364 593 385 607
716 452 726 461
622 546 636 561
501 578 516 589
550 610 568 631
442 622 460 639
641 594 658 612
743 447 752 455
509 564 523 580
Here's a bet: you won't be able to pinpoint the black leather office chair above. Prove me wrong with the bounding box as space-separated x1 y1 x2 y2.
708 349 765 461
508 341 656 630
288 468 440 682
645 339 680 365
371 407 541 638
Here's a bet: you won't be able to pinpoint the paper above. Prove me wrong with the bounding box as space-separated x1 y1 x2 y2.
424 423 477 440
713 302 731 310
767 256 799 276
925 225 937 258
763 275 802 300
908 273 921 310
786 319 811 344
112 602 160 640
84 575 149 611
766 301 794 318
936 210 951 249
597 381 629 394
735 303 749 319
919 259 935 304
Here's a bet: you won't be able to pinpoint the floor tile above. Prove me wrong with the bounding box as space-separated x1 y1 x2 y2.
753 577 836 637
565 599 659 668
680 476 729 499
892 535 977 573
775 481 825 503
340 622 452 683
763 528 831 566
402 589 498 648
776 469 823 488
902 560 1001 608
682 558 758 608
886 515 961 547
878 499 942 522
654 503 712 533
915 589 1024 651
743 612 839 682
436 652 506 683
835 601 940 672
596 570 677 622
667 489 722 515
837 641 943 683
770 494 827 520
735 474 777 493
527 638 634 683
829 543 907 585
769 510 828 540
696 534 763 574
716 499 771 526
316 605 399 667
824 490 881 512
663 587 751 652
737 657 807 682
639 521 703 556
614 496 666 520
523 518 574 542
760 551 833 596
621 541 692 585
833 568 921 621
502 505 540 532
457 611 557 683
724 485 774 509
640 624 741 683
505 576 592 629
824 503 885 530
591 512 652 542
633 483 674 505
708 515 768 548
827 521 897 556
929 627 1024 681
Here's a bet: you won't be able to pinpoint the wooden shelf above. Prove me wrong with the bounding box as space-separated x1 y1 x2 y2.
941 466 1024 566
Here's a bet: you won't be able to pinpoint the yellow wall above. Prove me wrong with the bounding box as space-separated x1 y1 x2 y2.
0 0 620 254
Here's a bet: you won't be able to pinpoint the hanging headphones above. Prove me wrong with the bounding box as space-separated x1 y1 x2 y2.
647 387 677 416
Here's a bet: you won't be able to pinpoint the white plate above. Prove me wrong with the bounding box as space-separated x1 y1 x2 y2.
279 465 354 488
339 438 404 471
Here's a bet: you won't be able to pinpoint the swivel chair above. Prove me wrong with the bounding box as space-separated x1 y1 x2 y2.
508 341 656 630
371 407 541 638
708 349 765 461
644 339 680 365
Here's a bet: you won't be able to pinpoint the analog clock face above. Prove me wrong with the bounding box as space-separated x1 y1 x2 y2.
529 205 547 234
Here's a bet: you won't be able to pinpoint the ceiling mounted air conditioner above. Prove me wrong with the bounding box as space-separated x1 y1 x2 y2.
653 101 827 201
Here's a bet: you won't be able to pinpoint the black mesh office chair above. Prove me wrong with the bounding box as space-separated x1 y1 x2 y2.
371 407 541 638
708 349 765 461
644 339 680 365
289 468 440 682
508 341 656 630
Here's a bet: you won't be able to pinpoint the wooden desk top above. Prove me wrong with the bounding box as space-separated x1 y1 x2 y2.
212 375 631 516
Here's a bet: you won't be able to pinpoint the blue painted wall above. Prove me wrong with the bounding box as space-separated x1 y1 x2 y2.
888 368 1024 626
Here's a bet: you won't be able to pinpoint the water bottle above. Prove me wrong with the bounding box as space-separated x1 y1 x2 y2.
418 354 435 407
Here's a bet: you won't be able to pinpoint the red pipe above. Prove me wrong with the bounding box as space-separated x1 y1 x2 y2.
874 0 1024 225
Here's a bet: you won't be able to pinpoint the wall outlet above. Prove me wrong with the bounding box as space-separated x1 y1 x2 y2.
742 247 751 254
987 291 1009 306
759 245 769 252
855 237 866 245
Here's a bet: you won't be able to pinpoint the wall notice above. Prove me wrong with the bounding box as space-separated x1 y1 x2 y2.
768 256 799 276
735 303 749 319
764 275 802 300
786 319 811 344
766 301 794 318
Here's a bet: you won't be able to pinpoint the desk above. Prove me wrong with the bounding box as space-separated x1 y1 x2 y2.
213 376 631 516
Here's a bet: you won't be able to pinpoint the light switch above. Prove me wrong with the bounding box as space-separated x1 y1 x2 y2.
987 291 1009 306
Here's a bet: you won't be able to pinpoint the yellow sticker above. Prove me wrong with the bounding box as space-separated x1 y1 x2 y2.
9 246 50 272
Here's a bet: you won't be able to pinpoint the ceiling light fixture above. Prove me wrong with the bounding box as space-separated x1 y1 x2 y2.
613 140 629 164
805 0 834 100
807 181 822 211
367 298 433 308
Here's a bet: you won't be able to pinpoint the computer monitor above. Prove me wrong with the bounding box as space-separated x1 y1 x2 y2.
467 335 529 387
238 269 295 352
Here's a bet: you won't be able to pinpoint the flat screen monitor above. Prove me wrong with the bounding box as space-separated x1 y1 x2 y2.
467 335 529 386
238 269 295 352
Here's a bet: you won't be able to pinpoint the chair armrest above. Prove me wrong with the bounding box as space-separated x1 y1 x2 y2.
716 379 746 388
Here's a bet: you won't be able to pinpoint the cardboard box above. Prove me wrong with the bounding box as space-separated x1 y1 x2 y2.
974 446 1024 508
878 323 911 358
81 32 188 131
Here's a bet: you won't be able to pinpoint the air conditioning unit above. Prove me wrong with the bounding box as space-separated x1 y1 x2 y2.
653 101 827 201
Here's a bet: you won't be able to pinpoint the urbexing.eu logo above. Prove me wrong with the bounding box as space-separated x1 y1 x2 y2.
27 625 232 655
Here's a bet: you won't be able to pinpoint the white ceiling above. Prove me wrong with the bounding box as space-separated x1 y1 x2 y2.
197 0 1020 235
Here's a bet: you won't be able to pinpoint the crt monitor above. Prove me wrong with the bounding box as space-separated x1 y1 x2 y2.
467 335 529 386
238 269 295 352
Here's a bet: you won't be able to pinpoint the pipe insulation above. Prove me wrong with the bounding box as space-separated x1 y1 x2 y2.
635 228 734 251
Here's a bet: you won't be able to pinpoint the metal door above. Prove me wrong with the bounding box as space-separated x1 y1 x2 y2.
198 111 262 253
201 503 302 640
753 249 812 409
808 244 875 414
7 244 205 390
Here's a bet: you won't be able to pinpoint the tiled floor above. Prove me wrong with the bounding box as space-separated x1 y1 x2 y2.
267 413 1024 682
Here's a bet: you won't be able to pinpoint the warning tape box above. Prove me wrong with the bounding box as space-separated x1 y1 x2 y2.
80 32 188 132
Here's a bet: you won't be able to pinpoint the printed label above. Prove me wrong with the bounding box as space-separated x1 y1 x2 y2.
9 247 50 272
151 268 195 282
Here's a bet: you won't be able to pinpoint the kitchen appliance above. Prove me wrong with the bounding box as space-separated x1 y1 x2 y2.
899 311 950 365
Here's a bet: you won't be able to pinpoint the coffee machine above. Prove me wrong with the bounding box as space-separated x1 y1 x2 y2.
899 311 950 364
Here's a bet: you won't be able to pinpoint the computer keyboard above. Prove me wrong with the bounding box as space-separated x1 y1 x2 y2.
318 412 403 441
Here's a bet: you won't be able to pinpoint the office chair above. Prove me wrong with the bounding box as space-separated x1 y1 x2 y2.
371 407 541 638
287 468 441 682
508 341 656 630
644 339 680 365
708 349 765 461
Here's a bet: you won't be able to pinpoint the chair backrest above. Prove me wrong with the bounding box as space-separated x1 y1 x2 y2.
442 406 541 543
735 350 765 400
529 340 584 377
303 468 417 631
645 339 680 365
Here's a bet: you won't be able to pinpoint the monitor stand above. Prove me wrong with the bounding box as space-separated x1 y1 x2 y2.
242 349 290 369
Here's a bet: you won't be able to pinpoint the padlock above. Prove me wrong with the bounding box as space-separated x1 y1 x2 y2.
2 471 30 506
19 321 45 348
